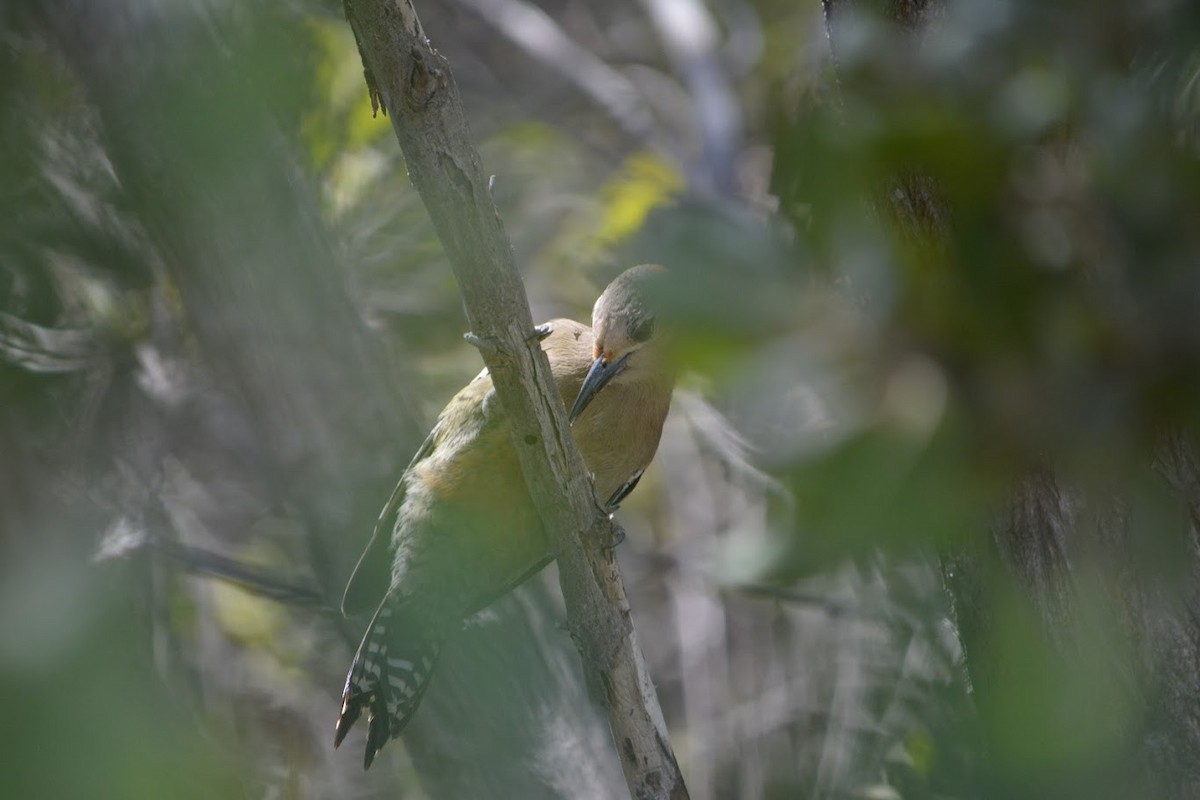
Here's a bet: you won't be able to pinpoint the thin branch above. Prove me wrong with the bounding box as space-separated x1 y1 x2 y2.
638 0 743 196
0 311 99 373
153 540 330 609
341 2 689 797
453 0 667 153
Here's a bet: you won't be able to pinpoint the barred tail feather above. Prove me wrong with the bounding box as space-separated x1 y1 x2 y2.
334 598 442 769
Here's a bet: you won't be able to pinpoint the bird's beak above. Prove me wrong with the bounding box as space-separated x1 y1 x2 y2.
569 352 630 423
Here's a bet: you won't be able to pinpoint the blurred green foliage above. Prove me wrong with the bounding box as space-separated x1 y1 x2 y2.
771 0 1200 472
0 556 242 799
758 2 1200 796
3 0 1200 798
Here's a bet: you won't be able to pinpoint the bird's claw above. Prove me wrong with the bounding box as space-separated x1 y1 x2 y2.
529 323 553 342
464 331 500 354
589 495 625 550
592 494 613 520
603 523 626 551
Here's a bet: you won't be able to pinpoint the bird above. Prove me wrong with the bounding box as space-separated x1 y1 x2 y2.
334 264 674 768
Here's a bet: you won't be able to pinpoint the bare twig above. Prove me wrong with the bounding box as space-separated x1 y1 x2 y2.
153 540 330 609
454 0 666 153
0 311 98 373
341 2 689 797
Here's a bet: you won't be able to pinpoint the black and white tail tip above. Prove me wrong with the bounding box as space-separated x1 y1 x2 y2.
334 603 441 769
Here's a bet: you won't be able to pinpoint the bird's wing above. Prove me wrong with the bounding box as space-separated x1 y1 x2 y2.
340 426 440 616
341 365 497 616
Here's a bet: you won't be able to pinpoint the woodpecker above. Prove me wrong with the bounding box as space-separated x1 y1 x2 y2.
335 265 673 768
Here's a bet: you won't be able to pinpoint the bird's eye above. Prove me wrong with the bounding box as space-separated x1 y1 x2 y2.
629 315 655 343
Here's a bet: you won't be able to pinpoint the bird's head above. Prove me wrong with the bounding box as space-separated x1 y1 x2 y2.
569 264 670 423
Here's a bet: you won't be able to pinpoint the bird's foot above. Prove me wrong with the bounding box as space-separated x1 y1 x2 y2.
592 494 614 520
604 522 626 551
463 331 501 354
529 323 553 342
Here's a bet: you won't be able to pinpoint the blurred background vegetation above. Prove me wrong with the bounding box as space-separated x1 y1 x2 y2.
2 0 1200 798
